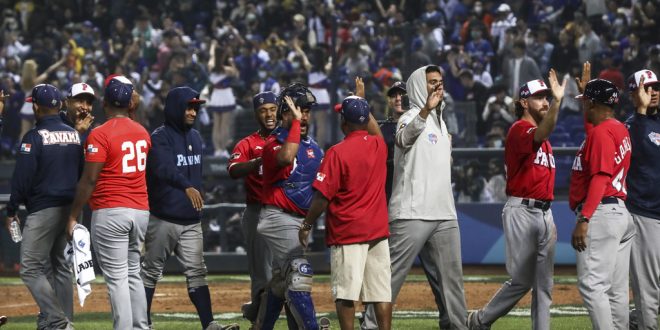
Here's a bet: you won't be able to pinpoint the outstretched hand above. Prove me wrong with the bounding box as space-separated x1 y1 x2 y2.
425 85 443 111
548 68 567 101
575 61 591 94
0 90 8 117
355 76 365 98
284 95 302 120
634 75 652 114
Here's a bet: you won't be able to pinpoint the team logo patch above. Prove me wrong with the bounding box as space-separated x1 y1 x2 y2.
298 263 313 275
273 145 282 151
230 152 241 160
20 143 31 153
307 148 315 158
428 133 438 144
77 240 86 249
316 172 326 182
649 132 660 146
87 144 98 153
255 146 263 150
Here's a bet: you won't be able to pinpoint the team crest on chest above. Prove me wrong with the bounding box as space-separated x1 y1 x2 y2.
307 148 316 158
428 133 438 144
649 132 660 146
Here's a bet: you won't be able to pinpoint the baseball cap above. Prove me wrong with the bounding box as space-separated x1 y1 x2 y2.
518 79 550 99
387 81 406 97
627 70 660 91
104 75 134 108
253 91 277 109
25 84 62 108
575 79 620 106
68 83 96 99
337 96 370 124
497 3 511 12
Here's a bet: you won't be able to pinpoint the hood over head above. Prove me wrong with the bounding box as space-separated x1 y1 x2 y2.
164 86 205 131
406 65 440 112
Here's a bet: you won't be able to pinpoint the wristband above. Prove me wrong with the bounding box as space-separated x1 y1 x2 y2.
301 222 313 231
287 119 301 144
577 214 589 224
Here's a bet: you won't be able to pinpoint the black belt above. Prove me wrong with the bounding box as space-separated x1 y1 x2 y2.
521 198 552 211
601 196 619 204
264 205 303 217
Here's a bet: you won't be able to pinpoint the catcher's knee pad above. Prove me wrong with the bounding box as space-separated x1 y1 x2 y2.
284 258 318 329
253 288 285 330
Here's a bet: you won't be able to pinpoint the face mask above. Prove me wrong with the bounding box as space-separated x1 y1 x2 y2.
94 50 104 59
258 71 267 79
614 18 624 27
474 6 483 15
291 61 300 70
149 72 159 80
492 139 502 148
56 71 67 79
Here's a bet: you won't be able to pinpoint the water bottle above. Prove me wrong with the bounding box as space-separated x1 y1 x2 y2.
9 218 22 243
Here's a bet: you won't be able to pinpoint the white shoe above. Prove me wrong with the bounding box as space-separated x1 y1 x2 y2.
319 316 331 329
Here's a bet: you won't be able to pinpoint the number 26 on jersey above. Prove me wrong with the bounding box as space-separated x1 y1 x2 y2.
122 140 148 173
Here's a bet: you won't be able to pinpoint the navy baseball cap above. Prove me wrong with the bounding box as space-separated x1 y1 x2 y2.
104 75 134 108
253 91 277 109
575 79 620 106
387 81 406 97
337 96 370 124
25 84 62 108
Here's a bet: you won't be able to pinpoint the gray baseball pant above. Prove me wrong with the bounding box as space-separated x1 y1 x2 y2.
363 219 468 330
141 216 208 289
256 206 305 279
20 206 73 329
577 200 635 330
630 212 660 330
242 203 272 302
92 207 150 330
473 197 556 330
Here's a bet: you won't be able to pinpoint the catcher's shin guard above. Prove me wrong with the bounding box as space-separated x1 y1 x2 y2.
285 258 318 329
253 288 285 330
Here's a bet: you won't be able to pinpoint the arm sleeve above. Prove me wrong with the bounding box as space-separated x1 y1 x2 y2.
227 138 251 172
312 149 341 201
7 133 41 217
587 129 616 177
626 114 646 149
146 131 193 190
394 112 427 149
580 173 610 219
509 123 540 154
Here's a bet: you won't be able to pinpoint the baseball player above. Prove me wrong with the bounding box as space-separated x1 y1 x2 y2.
569 78 635 329
363 65 467 330
625 69 660 330
254 83 323 329
66 75 152 330
140 87 238 330
468 71 566 330
228 92 277 324
6 84 81 330
63 82 95 136
299 95 392 330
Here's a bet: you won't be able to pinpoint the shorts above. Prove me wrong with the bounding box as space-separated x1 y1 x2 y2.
330 238 391 303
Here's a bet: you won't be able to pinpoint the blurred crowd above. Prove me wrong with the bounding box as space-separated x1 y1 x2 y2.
0 0 659 201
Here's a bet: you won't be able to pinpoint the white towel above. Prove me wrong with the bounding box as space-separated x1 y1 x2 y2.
64 224 95 307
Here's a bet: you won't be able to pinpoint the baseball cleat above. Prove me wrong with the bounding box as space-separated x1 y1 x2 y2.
0 316 7 327
319 316 331 329
242 301 258 322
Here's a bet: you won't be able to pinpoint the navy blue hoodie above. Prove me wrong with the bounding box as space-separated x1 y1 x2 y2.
147 87 204 224
625 112 660 219
7 115 83 217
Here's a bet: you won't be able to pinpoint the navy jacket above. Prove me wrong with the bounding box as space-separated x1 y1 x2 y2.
147 87 204 224
7 115 83 217
625 113 660 219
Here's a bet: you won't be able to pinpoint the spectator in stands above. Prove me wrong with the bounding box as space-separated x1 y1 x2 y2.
483 158 507 202
598 53 625 91
458 68 489 139
482 84 515 132
550 30 578 76
577 21 602 64
465 24 494 68
491 3 517 52
528 26 554 73
503 40 541 97
207 40 239 157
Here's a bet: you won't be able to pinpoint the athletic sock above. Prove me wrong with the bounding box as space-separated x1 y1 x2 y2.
144 286 155 325
188 285 213 328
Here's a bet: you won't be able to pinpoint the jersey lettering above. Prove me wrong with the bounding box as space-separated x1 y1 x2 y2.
38 130 81 145
614 136 631 165
572 154 583 171
533 149 555 168
121 140 148 173
612 167 628 195
176 154 202 166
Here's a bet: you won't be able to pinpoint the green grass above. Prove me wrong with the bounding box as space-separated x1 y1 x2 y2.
2 312 596 330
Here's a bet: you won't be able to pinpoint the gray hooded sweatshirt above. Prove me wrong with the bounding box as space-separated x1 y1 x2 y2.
389 65 457 221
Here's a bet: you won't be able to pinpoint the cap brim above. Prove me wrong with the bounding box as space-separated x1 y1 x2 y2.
387 87 406 96
69 92 96 99
25 96 33 103
575 94 585 99
188 98 206 104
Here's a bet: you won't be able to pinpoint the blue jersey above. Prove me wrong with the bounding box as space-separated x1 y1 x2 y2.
7 115 83 217
625 113 660 219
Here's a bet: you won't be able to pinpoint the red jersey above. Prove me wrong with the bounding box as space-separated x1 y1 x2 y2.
313 131 389 246
85 117 151 211
261 135 305 215
504 120 555 200
569 118 632 210
228 132 267 204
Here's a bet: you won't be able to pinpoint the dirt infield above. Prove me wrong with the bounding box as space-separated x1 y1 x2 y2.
0 268 584 317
